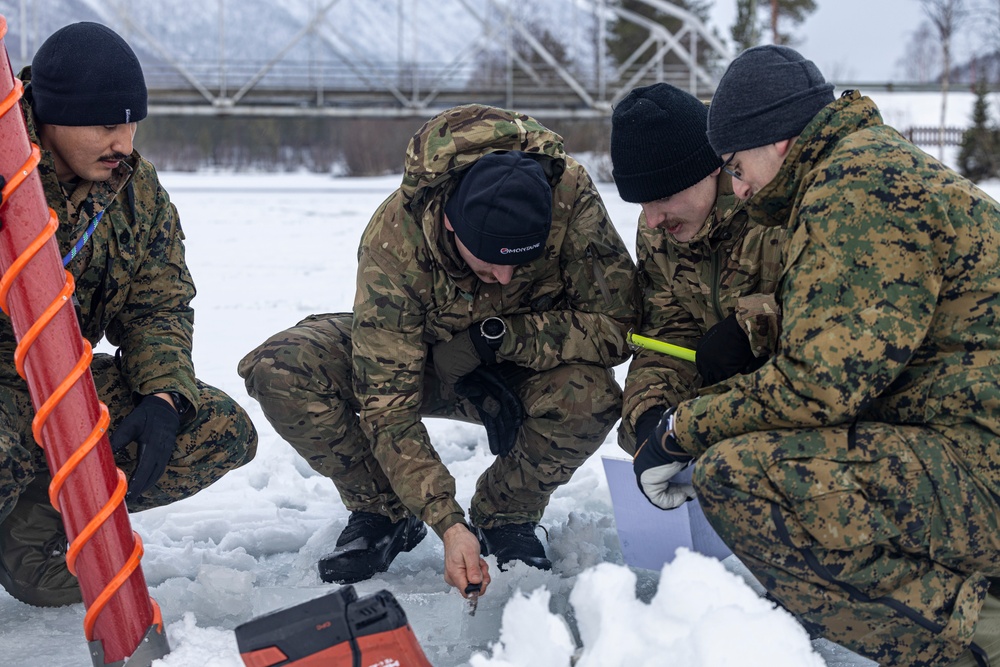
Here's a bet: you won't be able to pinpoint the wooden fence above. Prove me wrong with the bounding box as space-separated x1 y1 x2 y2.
905 126 965 146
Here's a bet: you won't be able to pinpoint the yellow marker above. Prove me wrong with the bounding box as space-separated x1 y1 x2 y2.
627 331 697 363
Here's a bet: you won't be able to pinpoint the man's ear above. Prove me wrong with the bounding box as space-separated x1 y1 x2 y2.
775 137 797 159
443 212 454 232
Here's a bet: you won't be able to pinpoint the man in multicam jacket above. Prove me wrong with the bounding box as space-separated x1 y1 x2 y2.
0 23 257 608
609 83 784 460
240 104 636 598
635 45 1000 666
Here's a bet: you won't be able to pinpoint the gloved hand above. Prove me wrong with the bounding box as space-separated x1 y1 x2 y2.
696 312 766 386
432 324 498 386
633 407 696 510
455 366 524 457
634 406 665 453
110 394 180 501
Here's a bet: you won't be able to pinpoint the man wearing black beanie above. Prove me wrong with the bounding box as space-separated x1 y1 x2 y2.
0 22 257 607
240 104 636 597
641 45 1000 667
609 83 785 471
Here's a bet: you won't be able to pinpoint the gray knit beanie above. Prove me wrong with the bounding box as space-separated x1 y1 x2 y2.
707 45 834 156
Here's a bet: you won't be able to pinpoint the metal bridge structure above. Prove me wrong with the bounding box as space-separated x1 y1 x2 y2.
7 0 732 119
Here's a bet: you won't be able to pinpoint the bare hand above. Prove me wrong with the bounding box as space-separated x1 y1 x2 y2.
443 523 490 597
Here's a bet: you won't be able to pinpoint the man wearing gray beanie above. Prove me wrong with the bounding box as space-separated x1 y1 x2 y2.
608 83 784 471
639 45 1000 667
0 22 258 607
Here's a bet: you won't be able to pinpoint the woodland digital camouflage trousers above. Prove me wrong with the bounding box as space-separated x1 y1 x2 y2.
694 422 1000 666
0 353 257 524
238 313 621 528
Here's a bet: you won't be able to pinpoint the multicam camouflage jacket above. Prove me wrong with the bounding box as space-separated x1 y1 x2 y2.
621 176 785 439
353 104 637 534
0 68 199 411
673 91 1000 472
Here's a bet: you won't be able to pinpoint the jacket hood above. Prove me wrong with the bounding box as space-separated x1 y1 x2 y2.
401 104 566 208
398 105 569 270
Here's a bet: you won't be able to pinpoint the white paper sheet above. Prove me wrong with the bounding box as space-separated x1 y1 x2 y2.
602 456 732 570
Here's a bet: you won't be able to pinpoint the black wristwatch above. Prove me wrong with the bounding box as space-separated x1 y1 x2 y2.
479 316 506 350
164 391 188 414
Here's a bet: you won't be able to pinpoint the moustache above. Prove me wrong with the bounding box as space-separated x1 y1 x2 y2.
98 153 129 162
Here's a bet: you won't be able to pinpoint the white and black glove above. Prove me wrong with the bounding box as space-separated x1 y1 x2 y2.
632 407 696 510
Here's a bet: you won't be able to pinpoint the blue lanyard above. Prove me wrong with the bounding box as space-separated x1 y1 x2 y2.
62 209 104 267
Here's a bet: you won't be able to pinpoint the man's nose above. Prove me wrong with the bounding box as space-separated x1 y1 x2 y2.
493 265 515 285
111 124 135 155
733 180 753 200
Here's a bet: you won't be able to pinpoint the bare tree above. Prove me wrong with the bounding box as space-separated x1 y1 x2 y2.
918 0 968 160
897 21 942 82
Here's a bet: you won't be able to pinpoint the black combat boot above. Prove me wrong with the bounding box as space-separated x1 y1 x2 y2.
318 512 426 584
476 522 552 571
0 481 82 607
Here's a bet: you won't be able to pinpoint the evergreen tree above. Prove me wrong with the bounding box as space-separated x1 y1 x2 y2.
605 0 716 81
730 0 816 48
958 80 1000 182
731 0 760 52
769 0 817 45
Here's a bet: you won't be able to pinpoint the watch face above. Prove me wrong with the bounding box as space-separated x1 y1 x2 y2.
482 317 505 339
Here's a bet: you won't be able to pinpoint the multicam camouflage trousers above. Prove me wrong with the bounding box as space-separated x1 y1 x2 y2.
0 352 258 523
238 313 621 528
694 421 1000 666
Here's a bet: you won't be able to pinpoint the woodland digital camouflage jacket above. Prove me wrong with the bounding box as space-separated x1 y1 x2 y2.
674 92 1000 475
0 68 199 411
352 104 636 535
622 176 785 438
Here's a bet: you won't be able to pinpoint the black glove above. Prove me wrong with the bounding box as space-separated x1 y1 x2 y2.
454 366 524 457
110 395 181 501
432 319 504 385
696 313 766 386
634 406 665 452
633 407 695 510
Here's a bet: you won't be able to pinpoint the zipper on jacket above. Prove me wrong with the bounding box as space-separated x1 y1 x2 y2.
709 246 724 321
586 245 613 306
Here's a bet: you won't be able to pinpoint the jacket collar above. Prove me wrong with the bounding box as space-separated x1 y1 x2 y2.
748 90 883 226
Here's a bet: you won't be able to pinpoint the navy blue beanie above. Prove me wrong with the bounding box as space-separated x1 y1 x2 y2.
444 152 553 265
707 45 834 156
29 22 147 126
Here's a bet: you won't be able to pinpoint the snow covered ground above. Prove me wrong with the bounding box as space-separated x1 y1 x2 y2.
0 98 994 666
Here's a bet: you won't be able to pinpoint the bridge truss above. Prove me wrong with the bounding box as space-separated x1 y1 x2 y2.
10 0 732 118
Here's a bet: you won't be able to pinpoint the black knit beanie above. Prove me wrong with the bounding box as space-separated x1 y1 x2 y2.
610 83 722 204
707 45 834 156
444 151 553 265
29 22 147 126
